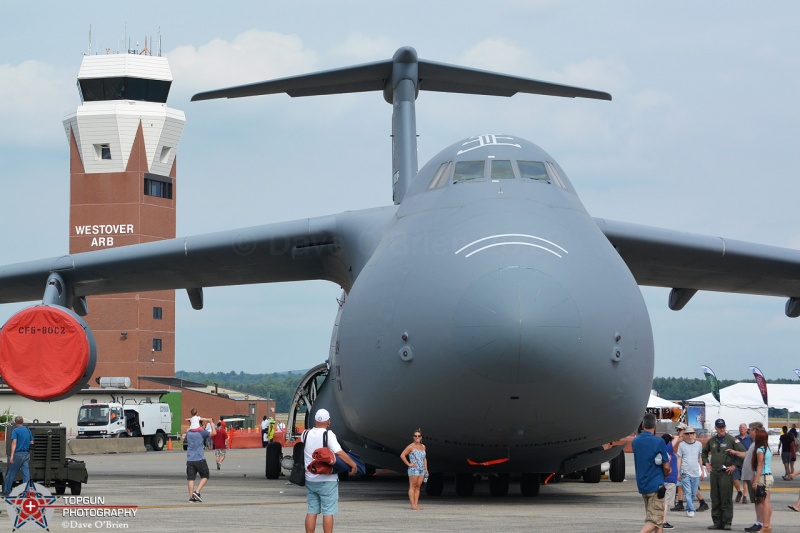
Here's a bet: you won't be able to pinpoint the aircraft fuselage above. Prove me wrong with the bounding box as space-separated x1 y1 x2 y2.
327 136 653 473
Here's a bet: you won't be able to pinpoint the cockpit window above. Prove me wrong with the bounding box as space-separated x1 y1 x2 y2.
490 160 515 180
545 161 567 189
517 161 549 181
453 161 485 182
427 162 452 189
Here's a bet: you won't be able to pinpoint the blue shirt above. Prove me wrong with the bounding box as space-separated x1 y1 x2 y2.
665 443 678 484
739 434 752 450
755 446 772 476
633 431 669 494
186 429 209 462
11 426 33 453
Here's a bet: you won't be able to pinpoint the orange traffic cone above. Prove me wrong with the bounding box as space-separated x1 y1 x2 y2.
167 438 173 451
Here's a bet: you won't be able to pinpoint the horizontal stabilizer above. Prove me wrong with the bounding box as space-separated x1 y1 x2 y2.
192 46 611 102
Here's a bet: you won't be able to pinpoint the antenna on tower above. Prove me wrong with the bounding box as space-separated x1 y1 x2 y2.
157 27 162 57
87 25 92 56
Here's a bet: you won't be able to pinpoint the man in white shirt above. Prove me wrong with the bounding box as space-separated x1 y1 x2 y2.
677 426 705 518
302 409 357 533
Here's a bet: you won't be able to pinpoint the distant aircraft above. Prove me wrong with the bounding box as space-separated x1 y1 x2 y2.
3 46 800 497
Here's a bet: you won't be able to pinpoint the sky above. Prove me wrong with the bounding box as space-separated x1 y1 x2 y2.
1 1 799 381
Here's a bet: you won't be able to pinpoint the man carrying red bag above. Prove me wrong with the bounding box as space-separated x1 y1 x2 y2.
301 408 358 533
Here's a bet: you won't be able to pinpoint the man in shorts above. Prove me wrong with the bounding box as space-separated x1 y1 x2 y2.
302 408 357 533
212 421 228 470
633 413 671 533
185 412 216 502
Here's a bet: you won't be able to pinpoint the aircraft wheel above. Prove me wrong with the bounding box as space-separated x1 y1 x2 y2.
425 472 444 496
520 473 540 497
609 450 625 482
266 442 282 479
583 464 602 483
489 473 509 497
455 473 475 497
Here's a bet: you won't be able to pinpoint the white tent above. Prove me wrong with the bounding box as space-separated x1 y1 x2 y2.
648 394 680 408
688 383 800 432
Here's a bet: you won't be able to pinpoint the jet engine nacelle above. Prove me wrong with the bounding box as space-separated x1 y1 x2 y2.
0 304 97 401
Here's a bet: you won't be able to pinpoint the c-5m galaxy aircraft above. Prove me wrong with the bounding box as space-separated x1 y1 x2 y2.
3 46 800 497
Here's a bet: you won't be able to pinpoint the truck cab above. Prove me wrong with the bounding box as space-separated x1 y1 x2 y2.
76 402 126 438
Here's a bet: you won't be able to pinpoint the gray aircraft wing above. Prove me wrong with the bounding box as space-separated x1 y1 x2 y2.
0 207 396 309
594 217 800 305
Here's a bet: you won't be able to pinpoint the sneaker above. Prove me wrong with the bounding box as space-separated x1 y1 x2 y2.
744 525 762 532
192 491 202 502
189 496 198 502
687 511 695 517
698 501 709 512
217 463 220 470
741 496 748 504
735 492 742 503
670 502 685 511
663 523 674 529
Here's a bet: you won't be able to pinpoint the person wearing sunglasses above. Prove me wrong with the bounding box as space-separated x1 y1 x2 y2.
400 429 428 510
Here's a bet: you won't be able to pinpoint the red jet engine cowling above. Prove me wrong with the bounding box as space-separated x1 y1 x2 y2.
0 304 97 401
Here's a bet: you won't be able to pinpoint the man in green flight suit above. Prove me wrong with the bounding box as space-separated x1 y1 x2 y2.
702 418 746 530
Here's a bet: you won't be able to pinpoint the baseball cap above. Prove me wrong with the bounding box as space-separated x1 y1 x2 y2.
715 418 726 428
314 409 331 422
684 426 696 434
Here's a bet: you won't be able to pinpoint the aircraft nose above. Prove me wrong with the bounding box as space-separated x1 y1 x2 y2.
453 267 581 384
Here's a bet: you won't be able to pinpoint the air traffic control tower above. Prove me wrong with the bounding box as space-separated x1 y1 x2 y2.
62 49 185 386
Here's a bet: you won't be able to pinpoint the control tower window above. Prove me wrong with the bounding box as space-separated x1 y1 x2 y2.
78 77 171 103
517 161 550 182
453 161 485 182
153 307 163 320
93 144 111 160
144 178 173 199
490 160 515 180
152 338 162 352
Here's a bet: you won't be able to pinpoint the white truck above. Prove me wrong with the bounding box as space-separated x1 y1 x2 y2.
76 400 172 451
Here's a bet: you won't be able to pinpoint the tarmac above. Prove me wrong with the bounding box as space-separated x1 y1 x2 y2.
1 448 798 532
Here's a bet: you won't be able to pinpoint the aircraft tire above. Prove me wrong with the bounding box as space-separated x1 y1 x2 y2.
266 442 282 479
520 473 540 497
455 473 475 497
425 472 444 496
489 473 509 497
609 450 625 482
582 464 602 483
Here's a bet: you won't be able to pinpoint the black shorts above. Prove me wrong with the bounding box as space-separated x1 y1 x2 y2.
187 459 210 480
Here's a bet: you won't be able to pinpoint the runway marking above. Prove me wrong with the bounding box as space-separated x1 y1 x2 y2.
138 497 407 510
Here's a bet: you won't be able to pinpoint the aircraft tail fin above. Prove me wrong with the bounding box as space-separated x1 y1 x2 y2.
192 47 611 205
192 47 611 103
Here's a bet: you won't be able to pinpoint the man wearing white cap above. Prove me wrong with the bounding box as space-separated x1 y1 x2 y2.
301 408 357 533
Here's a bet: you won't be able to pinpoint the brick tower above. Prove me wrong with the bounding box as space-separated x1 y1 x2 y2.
62 51 185 387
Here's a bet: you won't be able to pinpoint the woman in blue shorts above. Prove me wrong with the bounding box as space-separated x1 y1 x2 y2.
400 429 428 510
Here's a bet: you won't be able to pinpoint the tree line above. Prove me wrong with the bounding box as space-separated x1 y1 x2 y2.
176 371 798 415
176 370 305 413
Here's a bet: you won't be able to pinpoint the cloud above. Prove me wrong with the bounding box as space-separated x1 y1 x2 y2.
328 33 398 62
0 60 74 145
166 30 318 101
